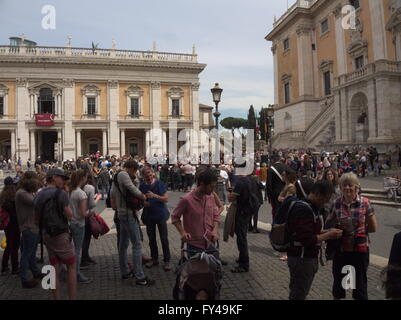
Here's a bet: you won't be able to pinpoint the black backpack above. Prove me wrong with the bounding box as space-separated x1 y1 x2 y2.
39 189 69 237
270 198 314 252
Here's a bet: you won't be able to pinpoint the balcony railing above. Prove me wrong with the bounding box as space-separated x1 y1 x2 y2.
273 0 318 28
336 60 401 86
0 45 198 63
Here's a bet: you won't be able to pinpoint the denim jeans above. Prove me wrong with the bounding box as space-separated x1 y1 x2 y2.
20 229 40 282
145 220 171 263
70 223 85 277
118 214 145 280
287 256 318 300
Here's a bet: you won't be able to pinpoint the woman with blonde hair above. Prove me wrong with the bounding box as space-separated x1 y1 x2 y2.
326 172 378 300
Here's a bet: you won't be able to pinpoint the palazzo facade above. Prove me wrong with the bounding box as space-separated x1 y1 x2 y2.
0 38 213 162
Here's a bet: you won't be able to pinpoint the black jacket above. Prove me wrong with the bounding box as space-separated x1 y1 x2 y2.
266 162 286 204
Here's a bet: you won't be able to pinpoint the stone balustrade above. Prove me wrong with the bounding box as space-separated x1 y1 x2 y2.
0 45 198 63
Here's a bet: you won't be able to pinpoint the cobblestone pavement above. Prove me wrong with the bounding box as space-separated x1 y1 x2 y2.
0 206 386 300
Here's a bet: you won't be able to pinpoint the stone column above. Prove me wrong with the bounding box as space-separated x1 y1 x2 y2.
10 130 15 161
102 129 107 156
272 44 279 104
162 129 167 155
145 129 151 159
16 78 29 163
333 5 347 75
62 80 76 160
150 82 161 129
30 130 36 161
76 130 82 158
108 80 120 156
296 25 314 99
57 130 62 162
121 129 126 157
369 0 387 60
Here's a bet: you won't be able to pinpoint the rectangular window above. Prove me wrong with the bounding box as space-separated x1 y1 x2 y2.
321 19 329 34
172 99 180 116
284 83 290 104
0 96 3 115
355 56 364 69
283 38 290 51
350 0 360 9
324 71 331 96
87 97 96 115
130 98 139 116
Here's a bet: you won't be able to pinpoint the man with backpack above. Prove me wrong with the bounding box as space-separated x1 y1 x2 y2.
110 160 154 286
228 163 263 273
285 180 343 300
34 168 76 300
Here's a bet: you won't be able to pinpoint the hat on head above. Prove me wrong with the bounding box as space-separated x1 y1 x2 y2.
47 168 69 180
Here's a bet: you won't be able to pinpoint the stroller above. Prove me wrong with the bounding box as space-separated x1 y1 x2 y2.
173 245 223 300
383 177 401 202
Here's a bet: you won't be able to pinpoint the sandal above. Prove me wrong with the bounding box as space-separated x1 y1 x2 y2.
279 255 288 261
231 266 248 273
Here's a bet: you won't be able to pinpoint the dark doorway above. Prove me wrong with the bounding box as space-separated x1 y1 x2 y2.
89 144 99 154
129 143 138 157
38 88 54 114
41 131 57 161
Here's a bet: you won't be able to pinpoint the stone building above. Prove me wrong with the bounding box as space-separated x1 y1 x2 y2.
0 37 214 162
265 0 401 151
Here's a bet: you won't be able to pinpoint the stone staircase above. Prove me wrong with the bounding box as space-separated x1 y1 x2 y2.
304 99 335 146
361 188 401 207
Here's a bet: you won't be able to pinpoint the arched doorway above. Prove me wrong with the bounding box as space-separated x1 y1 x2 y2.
350 92 369 143
38 88 54 114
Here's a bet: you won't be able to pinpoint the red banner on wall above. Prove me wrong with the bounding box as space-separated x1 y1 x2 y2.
35 113 54 126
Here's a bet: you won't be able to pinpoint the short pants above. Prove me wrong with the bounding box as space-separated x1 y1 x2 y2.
44 232 76 266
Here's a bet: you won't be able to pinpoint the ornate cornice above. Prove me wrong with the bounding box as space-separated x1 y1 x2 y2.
81 84 100 95
16 78 27 87
125 85 144 96
0 84 9 94
296 24 313 36
191 82 200 91
62 79 74 88
108 80 118 89
281 73 292 83
319 60 334 72
151 82 161 90
167 86 184 97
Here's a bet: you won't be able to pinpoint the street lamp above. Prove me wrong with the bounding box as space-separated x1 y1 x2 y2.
266 105 274 164
211 83 223 130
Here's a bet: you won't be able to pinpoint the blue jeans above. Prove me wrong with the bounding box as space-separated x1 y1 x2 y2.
20 229 40 282
99 182 109 199
118 214 145 280
70 223 85 278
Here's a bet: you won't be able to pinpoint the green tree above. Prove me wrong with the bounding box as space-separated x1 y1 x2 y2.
247 105 257 141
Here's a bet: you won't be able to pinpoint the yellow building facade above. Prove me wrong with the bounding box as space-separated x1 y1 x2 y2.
266 0 401 151
0 39 213 162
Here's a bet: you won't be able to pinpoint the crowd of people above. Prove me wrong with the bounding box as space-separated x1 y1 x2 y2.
0 147 400 300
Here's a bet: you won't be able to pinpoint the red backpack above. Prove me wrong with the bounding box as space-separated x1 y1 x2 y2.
0 207 10 230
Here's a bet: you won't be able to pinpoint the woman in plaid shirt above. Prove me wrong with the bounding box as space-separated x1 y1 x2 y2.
326 173 378 300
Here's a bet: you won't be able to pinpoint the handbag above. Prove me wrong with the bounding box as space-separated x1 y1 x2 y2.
89 214 110 239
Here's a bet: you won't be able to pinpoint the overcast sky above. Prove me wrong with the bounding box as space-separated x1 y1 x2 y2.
0 0 293 121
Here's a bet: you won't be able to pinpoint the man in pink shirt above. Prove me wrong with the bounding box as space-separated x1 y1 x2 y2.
172 169 220 257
